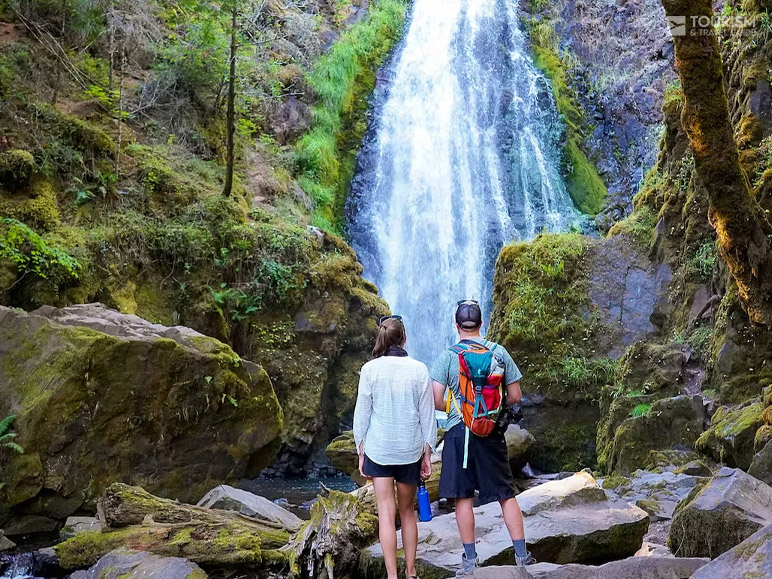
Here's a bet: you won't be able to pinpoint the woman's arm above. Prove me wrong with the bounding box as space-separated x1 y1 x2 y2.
419 369 438 453
353 368 372 456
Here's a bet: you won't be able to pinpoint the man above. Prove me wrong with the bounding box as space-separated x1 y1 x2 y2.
431 300 533 574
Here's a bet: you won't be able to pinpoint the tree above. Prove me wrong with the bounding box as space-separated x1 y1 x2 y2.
222 0 239 197
661 0 772 327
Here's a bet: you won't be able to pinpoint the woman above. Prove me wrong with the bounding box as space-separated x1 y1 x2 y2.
353 315 437 579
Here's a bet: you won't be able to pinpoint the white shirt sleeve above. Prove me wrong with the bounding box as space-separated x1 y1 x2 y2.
353 366 372 455
418 365 437 452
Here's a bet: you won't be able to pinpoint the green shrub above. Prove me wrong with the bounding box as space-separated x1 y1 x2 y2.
0 218 81 280
0 149 36 188
630 403 651 418
689 241 717 280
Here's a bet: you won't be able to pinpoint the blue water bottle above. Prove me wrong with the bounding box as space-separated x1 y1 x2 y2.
417 480 432 522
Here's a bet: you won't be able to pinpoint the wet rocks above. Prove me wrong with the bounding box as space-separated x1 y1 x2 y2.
70 549 206 579
196 485 302 532
359 472 649 576
0 304 283 523
667 467 772 558
0 530 14 552
59 517 102 541
691 524 772 578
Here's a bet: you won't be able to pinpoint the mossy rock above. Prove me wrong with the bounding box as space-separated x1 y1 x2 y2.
696 399 764 470
0 149 35 189
609 395 706 475
0 178 61 231
0 304 283 521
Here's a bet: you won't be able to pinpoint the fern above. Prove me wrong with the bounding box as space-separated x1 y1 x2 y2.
631 403 651 418
0 415 24 454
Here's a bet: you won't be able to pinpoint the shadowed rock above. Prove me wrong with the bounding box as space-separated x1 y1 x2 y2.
691 524 772 578
471 556 707 578
70 549 205 579
668 467 772 558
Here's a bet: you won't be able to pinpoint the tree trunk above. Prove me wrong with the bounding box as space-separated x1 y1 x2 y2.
661 0 772 327
222 4 238 197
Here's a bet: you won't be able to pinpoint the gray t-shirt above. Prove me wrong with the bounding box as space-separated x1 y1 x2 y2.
430 337 523 432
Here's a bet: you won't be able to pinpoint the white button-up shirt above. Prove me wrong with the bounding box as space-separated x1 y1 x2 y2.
353 354 438 465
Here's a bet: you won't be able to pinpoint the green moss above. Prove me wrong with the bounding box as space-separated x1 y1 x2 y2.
526 19 607 215
608 206 656 247
55 528 140 569
0 179 61 231
296 0 408 232
0 149 35 188
696 401 763 469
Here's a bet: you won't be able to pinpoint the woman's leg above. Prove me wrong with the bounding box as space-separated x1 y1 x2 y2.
373 477 398 579
397 482 419 578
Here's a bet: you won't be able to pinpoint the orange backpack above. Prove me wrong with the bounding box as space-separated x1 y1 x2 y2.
446 340 506 466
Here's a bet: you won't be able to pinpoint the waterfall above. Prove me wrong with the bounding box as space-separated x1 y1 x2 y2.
347 0 580 365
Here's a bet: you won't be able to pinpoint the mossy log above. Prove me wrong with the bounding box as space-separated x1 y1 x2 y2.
55 484 290 571
284 490 378 579
661 0 772 327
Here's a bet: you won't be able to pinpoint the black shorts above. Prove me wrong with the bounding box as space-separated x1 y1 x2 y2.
363 454 421 486
439 424 516 505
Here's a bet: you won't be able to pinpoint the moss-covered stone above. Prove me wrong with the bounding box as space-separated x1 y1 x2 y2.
696 399 764 470
608 395 706 475
0 305 283 523
0 149 35 188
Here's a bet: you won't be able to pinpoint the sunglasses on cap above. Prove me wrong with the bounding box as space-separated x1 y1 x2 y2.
457 299 479 306
378 314 403 327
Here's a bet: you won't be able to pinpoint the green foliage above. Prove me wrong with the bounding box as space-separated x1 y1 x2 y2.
490 234 614 403
0 218 81 280
689 241 717 279
297 0 408 232
0 149 36 187
630 403 651 418
664 78 683 108
607 206 656 246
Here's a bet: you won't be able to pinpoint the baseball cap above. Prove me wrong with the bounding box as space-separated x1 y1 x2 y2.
455 300 482 329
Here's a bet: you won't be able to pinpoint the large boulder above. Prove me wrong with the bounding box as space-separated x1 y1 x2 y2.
325 430 359 477
489 234 672 472
196 485 302 532
55 483 290 570
667 467 772 558
59 516 102 541
0 530 15 552
505 425 535 469
697 400 764 470
607 395 707 475
749 438 772 485
696 400 764 470
70 549 206 579
0 304 283 524
359 472 649 576
473 556 708 578
691 524 772 578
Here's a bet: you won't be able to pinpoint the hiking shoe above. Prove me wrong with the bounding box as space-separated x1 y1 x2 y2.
515 552 536 566
455 553 479 576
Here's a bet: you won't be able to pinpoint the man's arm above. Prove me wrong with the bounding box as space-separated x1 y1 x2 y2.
433 380 447 411
506 381 522 406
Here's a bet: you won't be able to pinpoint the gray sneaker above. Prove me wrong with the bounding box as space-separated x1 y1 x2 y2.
515 552 535 566
455 553 479 576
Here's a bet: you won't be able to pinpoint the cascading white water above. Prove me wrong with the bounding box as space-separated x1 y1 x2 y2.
347 0 581 364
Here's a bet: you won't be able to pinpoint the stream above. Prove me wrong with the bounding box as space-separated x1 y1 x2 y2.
347 0 580 364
